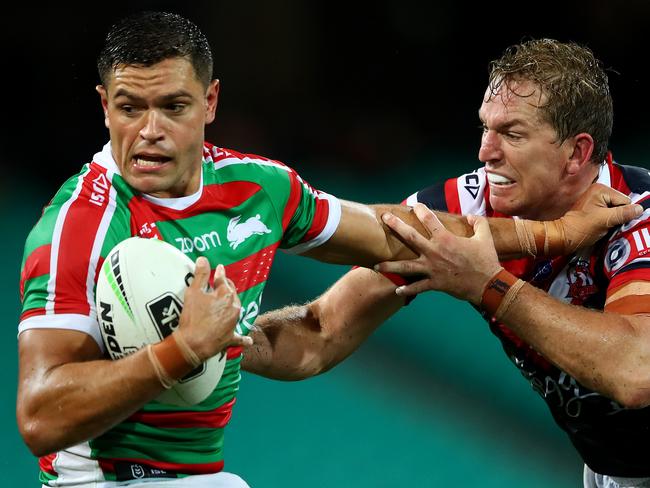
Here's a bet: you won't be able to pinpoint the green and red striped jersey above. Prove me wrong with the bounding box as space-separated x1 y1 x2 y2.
19 141 341 485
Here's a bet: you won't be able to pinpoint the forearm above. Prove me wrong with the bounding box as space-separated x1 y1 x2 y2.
435 213 523 260
244 268 404 379
498 285 650 407
18 347 164 456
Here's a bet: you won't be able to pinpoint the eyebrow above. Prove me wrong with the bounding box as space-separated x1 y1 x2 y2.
112 89 195 103
478 114 530 131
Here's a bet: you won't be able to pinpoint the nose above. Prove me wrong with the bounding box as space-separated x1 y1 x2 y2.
139 110 164 143
478 129 503 165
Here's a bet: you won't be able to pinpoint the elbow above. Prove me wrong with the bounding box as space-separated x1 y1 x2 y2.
608 369 650 409
17 399 67 457
17 413 57 457
610 384 650 410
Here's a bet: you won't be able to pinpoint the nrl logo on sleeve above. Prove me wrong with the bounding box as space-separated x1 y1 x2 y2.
227 214 271 249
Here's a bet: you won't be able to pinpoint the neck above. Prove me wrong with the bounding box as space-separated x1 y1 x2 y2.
533 163 602 221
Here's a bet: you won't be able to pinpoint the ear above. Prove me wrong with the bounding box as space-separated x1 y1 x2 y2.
204 79 219 124
565 132 594 176
96 85 110 129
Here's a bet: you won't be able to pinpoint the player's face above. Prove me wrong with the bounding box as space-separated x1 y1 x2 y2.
97 58 218 198
478 80 576 220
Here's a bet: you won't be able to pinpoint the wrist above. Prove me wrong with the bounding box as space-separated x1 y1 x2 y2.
515 219 565 257
147 333 202 389
480 268 526 320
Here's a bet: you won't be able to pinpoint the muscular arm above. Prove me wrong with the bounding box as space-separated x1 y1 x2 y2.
243 185 641 380
17 330 165 456
302 185 641 267
485 284 650 409
243 267 404 380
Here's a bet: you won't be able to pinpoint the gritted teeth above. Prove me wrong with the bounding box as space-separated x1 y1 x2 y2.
487 173 514 185
134 155 172 167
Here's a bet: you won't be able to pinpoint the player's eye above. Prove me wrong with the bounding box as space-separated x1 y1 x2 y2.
119 105 138 115
166 103 187 114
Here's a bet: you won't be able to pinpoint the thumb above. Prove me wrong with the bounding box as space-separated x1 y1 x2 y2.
608 203 644 227
230 333 253 348
469 215 493 241
600 185 632 207
192 256 210 291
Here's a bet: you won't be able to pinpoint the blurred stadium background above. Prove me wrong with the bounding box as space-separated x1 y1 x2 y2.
2 1 650 485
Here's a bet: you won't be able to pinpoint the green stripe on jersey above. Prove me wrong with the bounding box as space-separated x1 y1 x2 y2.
39 470 58 484
22 274 50 312
91 424 224 464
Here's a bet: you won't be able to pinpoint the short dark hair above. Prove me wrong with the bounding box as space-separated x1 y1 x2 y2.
97 11 213 87
488 39 613 165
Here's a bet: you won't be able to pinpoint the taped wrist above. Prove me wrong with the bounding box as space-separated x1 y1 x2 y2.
515 219 565 257
147 333 202 389
480 268 526 320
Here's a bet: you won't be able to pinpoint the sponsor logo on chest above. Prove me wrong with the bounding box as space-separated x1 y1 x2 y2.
159 214 272 255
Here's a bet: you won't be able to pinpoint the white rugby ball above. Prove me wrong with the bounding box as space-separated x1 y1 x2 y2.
95 236 226 406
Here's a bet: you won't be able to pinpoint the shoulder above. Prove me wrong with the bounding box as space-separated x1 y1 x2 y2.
404 167 489 216
203 143 295 179
610 162 650 196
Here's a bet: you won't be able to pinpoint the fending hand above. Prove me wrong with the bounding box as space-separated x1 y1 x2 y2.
559 183 643 253
374 203 501 305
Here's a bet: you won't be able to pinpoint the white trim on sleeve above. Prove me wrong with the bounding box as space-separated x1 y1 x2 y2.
284 193 342 255
18 314 105 353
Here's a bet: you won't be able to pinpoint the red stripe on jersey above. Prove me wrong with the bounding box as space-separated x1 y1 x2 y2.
444 179 461 214
609 268 650 291
20 307 47 321
226 346 243 359
20 244 51 300
54 166 113 315
128 399 236 429
281 171 303 231
209 243 279 293
208 145 279 166
128 182 262 228
39 453 57 475
609 159 632 195
98 458 224 476
300 193 330 243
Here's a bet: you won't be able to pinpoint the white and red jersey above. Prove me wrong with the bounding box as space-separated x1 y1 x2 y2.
19 142 341 485
406 154 650 477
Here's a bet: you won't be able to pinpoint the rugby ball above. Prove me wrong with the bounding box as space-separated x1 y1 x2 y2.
95 237 226 406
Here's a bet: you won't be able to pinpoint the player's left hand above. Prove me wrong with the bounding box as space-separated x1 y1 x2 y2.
559 183 643 253
374 203 501 304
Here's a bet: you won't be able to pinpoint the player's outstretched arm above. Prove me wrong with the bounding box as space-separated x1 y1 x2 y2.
242 267 404 380
376 205 650 408
17 258 248 456
302 184 641 266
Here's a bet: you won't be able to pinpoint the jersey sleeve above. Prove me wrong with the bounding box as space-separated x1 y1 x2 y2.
278 170 341 254
19 163 131 351
603 193 650 311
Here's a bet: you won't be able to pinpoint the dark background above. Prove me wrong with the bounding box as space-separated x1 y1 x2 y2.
2 1 650 194
2 1 650 486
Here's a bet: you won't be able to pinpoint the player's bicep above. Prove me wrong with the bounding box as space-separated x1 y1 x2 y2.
18 329 103 396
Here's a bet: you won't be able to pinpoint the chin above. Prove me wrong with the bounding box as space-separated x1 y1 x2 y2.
124 176 168 195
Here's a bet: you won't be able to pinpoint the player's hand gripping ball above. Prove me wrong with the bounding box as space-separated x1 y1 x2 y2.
95 237 227 406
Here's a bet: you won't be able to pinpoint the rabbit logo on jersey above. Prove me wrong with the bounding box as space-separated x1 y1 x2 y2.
227 214 271 249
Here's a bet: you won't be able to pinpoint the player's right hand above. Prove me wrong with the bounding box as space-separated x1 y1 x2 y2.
559 183 643 253
176 257 251 362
